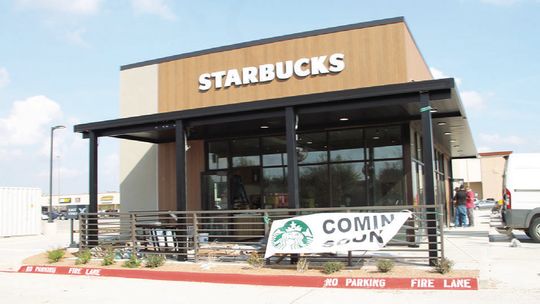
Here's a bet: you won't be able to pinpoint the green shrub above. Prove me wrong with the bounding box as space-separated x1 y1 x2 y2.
101 247 116 266
122 255 141 268
145 255 166 268
47 248 66 264
75 249 92 265
246 251 265 269
376 259 395 273
322 261 344 274
433 258 454 274
296 258 309 273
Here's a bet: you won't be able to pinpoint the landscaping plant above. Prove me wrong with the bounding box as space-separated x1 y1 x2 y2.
322 261 344 274
145 254 166 268
246 251 265 269
122 255 141 268
434 257 454 274
101 247 116 266
75 249 92 265
47 248 66 264
376 259 395 273
296 257 309 273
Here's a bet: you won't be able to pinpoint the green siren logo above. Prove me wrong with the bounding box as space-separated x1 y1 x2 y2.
271 220 314 250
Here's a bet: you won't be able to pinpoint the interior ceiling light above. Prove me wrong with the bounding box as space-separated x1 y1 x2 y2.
260 125 269 129
444 132 452 135
339 117 349 121
307 141 313 144
450 139 457 143
372 136 380 140
430 108 438 113
437 122 447 126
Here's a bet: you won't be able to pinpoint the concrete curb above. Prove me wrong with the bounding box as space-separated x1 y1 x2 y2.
17 265 479 290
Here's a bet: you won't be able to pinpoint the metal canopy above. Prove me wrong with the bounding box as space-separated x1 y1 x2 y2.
74 78 477 158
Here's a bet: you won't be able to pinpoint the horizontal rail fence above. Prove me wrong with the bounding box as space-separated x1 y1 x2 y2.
79 204 444 265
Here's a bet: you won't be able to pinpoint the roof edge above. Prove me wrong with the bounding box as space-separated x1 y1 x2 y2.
120 16 405 71
74 77 453 134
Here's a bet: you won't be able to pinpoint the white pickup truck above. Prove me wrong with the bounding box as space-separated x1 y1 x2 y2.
502 153 540 242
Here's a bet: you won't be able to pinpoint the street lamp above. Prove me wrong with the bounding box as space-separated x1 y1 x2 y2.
48 125 65 223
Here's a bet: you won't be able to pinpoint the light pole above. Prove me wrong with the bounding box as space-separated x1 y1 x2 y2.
48 125 65 223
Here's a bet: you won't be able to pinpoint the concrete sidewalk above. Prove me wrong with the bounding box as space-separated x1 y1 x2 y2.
0 221 71 271
443 210 540 290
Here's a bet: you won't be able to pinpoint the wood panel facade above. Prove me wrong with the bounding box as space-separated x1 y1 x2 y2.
157 22 431 112
154 19 432 211
158 140 204 211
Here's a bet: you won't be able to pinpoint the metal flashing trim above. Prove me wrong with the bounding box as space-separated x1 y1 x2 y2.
120 17 405 71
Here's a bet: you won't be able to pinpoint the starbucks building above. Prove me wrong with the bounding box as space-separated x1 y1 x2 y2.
75 17 476 226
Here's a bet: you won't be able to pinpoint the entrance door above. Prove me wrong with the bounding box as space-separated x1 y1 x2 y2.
202 171 228 210
202 167 262 210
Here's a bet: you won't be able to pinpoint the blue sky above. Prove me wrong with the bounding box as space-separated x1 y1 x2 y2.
1 0 539 195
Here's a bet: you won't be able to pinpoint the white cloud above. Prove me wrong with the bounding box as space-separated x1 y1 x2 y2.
15 0 102 15
132 0 176 20
430 67 462 86
479 132 525 146
65 28 89 47
460 90 488 111
429 67 461 86
0 95 63 147
0 67 10 88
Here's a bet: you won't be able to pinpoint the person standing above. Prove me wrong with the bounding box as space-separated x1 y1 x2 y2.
466 187 475 227
454 185 468 227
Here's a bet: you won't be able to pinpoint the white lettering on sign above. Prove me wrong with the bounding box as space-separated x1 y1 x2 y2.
34 266 57 274
198 53 345 91
84 269 102 276
345 278 387 288
68 268 82 274
411 279 434 288
443 279 471 288
323 278 339 287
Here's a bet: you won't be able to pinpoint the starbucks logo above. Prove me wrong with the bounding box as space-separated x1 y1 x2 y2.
271 219 313 250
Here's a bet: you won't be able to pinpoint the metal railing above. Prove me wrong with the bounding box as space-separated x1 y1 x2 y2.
79 204 444 265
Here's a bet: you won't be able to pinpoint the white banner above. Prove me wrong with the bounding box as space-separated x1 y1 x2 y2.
264 211 412 258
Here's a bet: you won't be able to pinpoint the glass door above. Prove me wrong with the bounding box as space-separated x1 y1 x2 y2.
202 171 228 210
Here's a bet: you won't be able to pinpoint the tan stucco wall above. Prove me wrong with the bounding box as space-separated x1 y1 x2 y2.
119 65 159 212
481 156 506 201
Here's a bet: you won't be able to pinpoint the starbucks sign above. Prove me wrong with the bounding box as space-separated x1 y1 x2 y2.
264 211 411 258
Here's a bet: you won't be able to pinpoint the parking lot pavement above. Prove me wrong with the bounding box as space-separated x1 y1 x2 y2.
0 220 71 271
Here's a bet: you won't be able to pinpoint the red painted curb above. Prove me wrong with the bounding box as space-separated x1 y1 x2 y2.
17 265 478 290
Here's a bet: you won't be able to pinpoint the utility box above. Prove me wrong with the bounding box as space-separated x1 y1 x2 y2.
0 187 42 237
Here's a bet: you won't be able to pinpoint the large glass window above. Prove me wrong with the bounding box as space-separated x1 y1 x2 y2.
329 129 365 161
299 165 329 208
373 160 404 205
298 132 327 164
366 127 403 159
262 167 287 208
231 138 260 167
208 141 229 170
330 162 367 207
262 136 287 166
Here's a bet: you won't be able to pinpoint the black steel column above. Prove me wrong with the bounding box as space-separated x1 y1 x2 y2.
88 131 98 246
175 120 187 212
285 107 300 209
175 120 187 261
420 92 438 265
